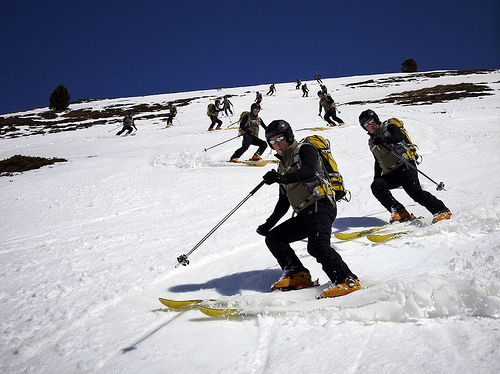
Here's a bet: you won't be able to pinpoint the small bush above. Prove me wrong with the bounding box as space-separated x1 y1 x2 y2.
49 84 71 110
401 58 418 73
0 155 67 176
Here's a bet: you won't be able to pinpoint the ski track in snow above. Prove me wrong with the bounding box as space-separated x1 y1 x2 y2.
1 70 500 373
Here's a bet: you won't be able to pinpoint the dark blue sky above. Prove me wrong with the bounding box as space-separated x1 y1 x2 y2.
1 0 499 115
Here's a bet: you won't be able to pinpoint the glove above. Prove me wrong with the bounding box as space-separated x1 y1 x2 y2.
256 222 273 236
373 137 387 145
263 170 286 185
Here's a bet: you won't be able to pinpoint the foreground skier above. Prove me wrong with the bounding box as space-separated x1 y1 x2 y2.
257 120 360 298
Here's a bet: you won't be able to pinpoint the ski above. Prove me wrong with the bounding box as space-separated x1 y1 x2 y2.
367 231 408 242
158 298 215 309
197 305 241 318
334 217 425 241
226 160 278 167
334 224 391 240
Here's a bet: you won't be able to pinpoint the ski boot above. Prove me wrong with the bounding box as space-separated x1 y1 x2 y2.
432 209 452 224
250 154 262 161
390 208 414 223
319 277 361 298
271 267 315 291
229 158 239 163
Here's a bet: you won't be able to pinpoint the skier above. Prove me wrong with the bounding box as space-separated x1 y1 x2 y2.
166 103 177 127
222 95 233 117
318 91 344 126
266 84 276 96
315 72 323 84
207 99 223 131
359 109 452 224
301 83 309 97
116 113 137 136
255 91 263 106
229 103 267 162
257 119 360 298
295 79 302 90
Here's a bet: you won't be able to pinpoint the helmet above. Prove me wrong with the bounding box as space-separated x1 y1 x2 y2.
215 99 220 105
359 109 381 129
250 103 261 111
265 120 294 146
317 90 324 97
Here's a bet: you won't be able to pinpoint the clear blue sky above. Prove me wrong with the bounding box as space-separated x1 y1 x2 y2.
1 0 499 115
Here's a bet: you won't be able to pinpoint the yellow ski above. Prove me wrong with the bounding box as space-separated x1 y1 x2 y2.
197 305 241 318
159 298 214 309
334 225 390 240
366 231 407 242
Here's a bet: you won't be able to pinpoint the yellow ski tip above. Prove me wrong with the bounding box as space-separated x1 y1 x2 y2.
197 305 241 318
367 232 406 242
159 298 203 309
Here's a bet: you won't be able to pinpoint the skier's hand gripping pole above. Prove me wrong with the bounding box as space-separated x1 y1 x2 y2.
175 179 266 267
378 141 446 191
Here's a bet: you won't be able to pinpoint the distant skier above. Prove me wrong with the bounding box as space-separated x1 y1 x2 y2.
116 113 137 136
266 84 276 96
222 95 234 117
255 91 263 106
229 103 267 163
166 103 177 127
207 99 223 131
315 72 323 84
295 79 302 90
301 84 309 97
318 91 344 126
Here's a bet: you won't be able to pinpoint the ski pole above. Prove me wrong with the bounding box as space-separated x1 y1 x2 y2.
176 180 267 267
226 119 239 128
175 117 182 126
203 134 241 152
379 142 446 191
108 125 121 132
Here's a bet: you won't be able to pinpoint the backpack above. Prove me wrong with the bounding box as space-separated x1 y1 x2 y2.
207 103 215 116
383 118 420 163
296 135 349 202
237 111 249 134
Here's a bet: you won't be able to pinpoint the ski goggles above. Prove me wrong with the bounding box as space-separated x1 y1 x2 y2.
363 119 375 128
269 135 285 145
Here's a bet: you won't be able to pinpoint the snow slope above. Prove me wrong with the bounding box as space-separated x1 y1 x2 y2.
1 70 500 374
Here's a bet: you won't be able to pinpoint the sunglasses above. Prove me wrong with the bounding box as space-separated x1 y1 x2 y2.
363 119 375 128
269 135 285 145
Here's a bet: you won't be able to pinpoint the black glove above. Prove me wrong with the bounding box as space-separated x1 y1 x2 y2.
256 222 273 236
263 170 286 185
373 137 387 145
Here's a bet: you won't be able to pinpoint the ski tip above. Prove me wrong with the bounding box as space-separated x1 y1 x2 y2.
197 305 241 318
367 232 406 242
159 298 203 309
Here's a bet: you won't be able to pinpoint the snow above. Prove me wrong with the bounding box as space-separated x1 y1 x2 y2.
1 70 500 373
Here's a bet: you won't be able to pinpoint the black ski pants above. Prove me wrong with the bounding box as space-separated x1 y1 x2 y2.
116 125 133 135
324 109 344 126
265 199 356 283
208 115 222 130
231 134 267 159
371 163 447 215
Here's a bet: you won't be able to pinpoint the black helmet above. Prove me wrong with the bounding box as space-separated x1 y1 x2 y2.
359 109 381 129
251 103 261 111
317 90 324 97
265 120 294 146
